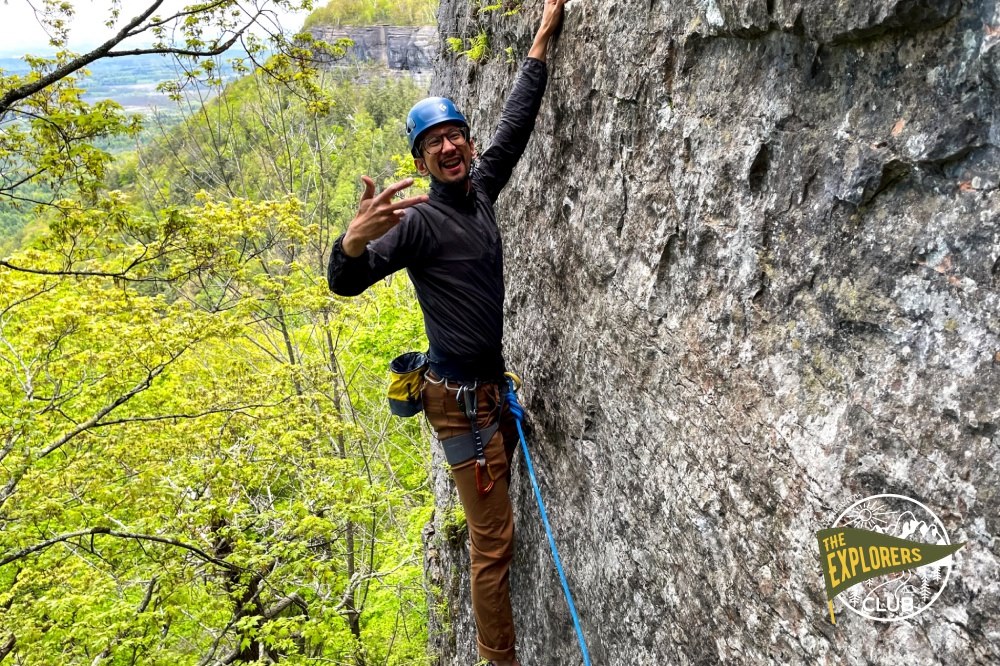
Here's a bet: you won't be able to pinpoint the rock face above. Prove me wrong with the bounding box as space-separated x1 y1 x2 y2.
307 25 437 81
425 1 1000 664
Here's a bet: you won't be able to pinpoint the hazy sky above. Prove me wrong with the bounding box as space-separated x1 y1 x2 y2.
0 0 311 56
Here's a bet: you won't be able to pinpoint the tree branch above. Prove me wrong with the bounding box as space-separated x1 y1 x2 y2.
262 592 306 620
0 192 68 210
38 358 177 458
0 168 49 195
0 2 166 116
0 282 58 319
106 28 246 60
128 0 230 34
0 528 237 570
0 3 273 118
0 347 191 509
90 576 158 666
0 259 170 283
0 634 14 663
88 400 290 428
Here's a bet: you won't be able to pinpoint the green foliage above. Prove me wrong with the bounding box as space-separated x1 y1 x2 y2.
0 181 50 252
303 0 438 28
448 31 490 62
448 1 522 64
0 61 142 203
441 506 468 547
477 0 521 14
0 1 321 240
0 4 438 663
465 32 490 61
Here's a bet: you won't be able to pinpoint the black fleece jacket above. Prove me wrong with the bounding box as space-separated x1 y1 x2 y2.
327 58 548 382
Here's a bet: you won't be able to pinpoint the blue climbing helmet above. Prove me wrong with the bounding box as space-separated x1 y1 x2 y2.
406 96 468 158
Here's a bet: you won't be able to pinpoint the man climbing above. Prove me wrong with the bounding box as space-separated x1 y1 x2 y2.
327 2 567 663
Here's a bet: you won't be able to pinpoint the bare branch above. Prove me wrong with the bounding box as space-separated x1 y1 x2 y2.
262 593 306 620
129 0 230 34
0 168 49 196
332 562 412 614
0 259 158 283
106 26 248 60
0 528 237 570
0 192 69 209
0 2 166 116
88 400 290 428
138 576 158 614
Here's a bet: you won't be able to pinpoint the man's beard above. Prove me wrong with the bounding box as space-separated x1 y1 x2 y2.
430 157 476 187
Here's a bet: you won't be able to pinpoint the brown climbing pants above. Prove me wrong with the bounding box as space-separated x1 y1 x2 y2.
422 372 520 662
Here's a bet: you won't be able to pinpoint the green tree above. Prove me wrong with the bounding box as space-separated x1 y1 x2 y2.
303 0 438 28
0 1 319 209
1 188 431 664
1 2 434 663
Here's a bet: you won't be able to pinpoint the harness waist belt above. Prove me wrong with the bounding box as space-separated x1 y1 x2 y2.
440 422 500 465
428 347 505 384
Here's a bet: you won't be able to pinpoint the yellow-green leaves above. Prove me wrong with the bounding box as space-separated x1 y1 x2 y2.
1 25 432 662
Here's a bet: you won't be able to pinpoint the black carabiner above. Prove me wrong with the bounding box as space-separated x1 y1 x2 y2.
457 383 493 494
457 382 478 418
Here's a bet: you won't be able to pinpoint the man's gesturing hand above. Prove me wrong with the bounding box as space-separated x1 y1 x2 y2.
342 176 428 258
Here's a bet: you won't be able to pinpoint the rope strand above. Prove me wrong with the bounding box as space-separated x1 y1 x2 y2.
505 380 592 666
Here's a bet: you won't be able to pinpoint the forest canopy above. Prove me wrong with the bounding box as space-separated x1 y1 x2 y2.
0 2 435 663
303 0 438 28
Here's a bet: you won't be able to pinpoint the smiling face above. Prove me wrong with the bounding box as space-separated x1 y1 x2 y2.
413 123 476 186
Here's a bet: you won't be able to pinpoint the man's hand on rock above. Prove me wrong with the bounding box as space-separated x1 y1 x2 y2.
538 0 568 38
342 176 428 257
529 0 568 61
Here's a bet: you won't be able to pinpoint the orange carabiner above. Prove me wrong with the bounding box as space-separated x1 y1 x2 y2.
475 458 496 495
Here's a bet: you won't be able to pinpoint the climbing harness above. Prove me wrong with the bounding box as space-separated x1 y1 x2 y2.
439 421 499 468
456 382 496 495
503 373 593 666
390 358 498 497
426 374 501 494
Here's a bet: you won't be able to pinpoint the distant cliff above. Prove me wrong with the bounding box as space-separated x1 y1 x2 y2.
307 25 438 81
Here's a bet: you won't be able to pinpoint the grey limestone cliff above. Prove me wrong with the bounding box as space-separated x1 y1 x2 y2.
424 0 1000 664
307 25 438 75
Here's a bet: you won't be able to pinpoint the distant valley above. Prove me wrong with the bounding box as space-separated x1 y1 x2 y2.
0 52 240 113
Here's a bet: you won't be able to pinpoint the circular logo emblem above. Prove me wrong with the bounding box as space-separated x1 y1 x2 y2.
831 494 956 622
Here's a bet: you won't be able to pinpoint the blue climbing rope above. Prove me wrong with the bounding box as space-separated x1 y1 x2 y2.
504 377 592 666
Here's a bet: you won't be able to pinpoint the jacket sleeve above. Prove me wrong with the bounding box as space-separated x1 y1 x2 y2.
327 209 430 296
474 57 548 203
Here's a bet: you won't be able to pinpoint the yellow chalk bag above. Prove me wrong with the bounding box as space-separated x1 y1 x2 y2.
387 351 428 417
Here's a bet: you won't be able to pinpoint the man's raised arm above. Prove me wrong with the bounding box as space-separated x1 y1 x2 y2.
475 0 567 202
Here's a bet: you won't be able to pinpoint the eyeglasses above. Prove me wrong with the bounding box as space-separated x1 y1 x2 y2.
421 127 469 155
